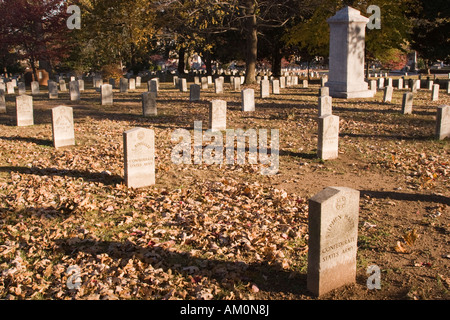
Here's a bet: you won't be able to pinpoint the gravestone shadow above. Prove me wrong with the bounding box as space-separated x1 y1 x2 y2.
0 166 122 186
54 237 311 297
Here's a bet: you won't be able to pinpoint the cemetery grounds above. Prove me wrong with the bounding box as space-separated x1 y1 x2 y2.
0 76 448 300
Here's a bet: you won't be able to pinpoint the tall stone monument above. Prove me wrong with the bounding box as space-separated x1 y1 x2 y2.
326 7 374 99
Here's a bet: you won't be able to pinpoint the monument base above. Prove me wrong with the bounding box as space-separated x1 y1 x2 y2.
329 89 375 99
326 81 375 99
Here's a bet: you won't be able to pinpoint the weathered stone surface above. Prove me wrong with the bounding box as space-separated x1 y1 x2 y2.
51 106 75 148
307 186 360 296
123 128 156 188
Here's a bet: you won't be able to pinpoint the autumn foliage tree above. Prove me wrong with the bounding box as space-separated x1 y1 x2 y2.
0 0 71 80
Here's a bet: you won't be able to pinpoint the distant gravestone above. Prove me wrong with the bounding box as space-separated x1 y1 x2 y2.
215 77 224 94
436 105 450 140
136 76 142 88
51 106 75 148
427 80 433 90
386 78 393 88
369 80 377 92
377 78 384 89
318 114 339 160
78 79 85 92
431 84 439 101
48 81 58 99
18 82 26 95
272 79 280 94
69 81 80 101
209 100 227 131
123 127 156 188
383 86 393 103
59 80 67 92
194 76 200 85
411 79 420 92
307 186 360 296
15 95 33 126
190 84 200 101
201 77 208 90
233 77 241 92
129 78 136 90
303 80 309 88
179 78 187 92
0 89 6 113
319 87 330 97
241 88 255 112
142 92 157 116
402 92 413 114
404 78 409 89
280 77 286 89
207 75 213 85
260 79 270 98
397 78 403 90
101 84 113 105
7 82 15 94
173 76 179 88
149 79 158 96
120 78 129 93
318 96 333 117
0 82 4 92
94 78 103 89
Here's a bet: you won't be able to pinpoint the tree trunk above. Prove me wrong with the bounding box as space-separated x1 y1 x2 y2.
272 46 282 78
178 46 186 74
204 50 212 75
244 0 257 84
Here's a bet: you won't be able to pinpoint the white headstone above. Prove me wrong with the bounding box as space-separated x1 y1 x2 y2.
436 105 450 140
129 78 136 90
101 84 113 105
201 77 208 90
142 92 157 116
0 89 6 113
48 81 58 99
123 128 156 188
15 95 33 126
233 77 241 92
78 79 85 91
31 81 40 95
260 79 270 98
51 106 75 148
179 78 187 92
209 100 227 131
319 96 333 116
318 114 339 160
431 84 439 101
18 82 26 95
149 79 158 96
383 86 393 103
307 186 360 296
272 80 280 94
7 82 14 94
402 92 413 114
241 89 255 112
215 77 224 94
69 81 80 101
120 78 129 93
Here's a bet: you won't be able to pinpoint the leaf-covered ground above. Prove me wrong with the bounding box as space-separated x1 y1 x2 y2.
0 75 449 300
